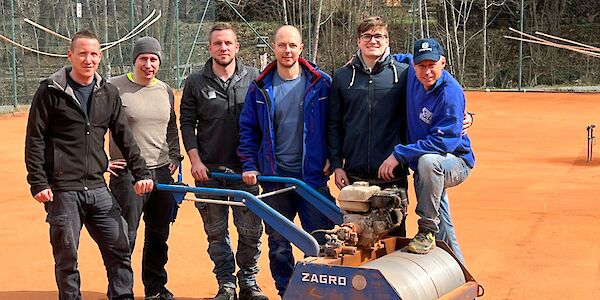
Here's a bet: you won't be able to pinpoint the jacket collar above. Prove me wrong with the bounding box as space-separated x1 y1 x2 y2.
47 66 103 92
354 47 392 74
255 57 321 88
203 58 248 81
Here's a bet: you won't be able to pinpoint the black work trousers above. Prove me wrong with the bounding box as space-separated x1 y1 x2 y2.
44 187 134 300
109 165 176 296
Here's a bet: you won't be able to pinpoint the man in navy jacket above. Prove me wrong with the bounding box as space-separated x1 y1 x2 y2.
237 25 334 296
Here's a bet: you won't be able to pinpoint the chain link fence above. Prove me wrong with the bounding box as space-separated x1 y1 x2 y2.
1 0 599 107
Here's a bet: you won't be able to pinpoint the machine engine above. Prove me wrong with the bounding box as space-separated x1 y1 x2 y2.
322 182 408 257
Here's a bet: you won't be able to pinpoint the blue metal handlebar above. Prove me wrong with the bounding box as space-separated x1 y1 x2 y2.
155 183 321 257
210 172 344 225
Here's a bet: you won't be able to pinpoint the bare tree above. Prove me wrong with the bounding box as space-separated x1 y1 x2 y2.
311 0 323 62
282 0 289 24
111 0 125 72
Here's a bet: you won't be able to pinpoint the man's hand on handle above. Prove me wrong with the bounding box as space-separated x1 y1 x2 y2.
134 179 154 196
242 171 260 185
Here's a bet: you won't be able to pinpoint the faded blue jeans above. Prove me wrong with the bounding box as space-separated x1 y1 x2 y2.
263 169 335 296
194 178 263 290
414 153 471 264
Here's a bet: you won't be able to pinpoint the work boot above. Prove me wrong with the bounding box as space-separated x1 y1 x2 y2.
214 286 237 300
407 231 435 254
239 285 269 300
145 290 175 300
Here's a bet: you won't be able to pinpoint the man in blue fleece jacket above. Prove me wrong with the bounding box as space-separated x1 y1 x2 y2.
238 25 334 296
379 38 474 263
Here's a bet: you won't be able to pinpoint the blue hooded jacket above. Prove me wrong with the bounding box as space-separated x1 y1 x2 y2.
237 58 332 188
392 53 475 171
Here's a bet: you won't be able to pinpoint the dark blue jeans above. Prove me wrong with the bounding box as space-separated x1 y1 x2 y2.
109 165 176 296
44 187 133 300
262 170 335 296
194 178 263 290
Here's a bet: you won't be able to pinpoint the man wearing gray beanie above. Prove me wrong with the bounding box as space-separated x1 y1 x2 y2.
107 35 180 300
132 36 162 65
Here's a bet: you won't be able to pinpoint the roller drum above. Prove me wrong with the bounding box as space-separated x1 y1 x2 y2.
360 247 466 299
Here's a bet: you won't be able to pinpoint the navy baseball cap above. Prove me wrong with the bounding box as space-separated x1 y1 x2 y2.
413 38 445 64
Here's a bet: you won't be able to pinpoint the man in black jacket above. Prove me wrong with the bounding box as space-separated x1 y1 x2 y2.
328 17 409 186
179 23 267 300
328 16 410 235
25 30 153 300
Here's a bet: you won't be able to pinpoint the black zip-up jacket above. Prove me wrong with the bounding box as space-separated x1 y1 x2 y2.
328 51 409 181
180 59 260 172
25 67 150 196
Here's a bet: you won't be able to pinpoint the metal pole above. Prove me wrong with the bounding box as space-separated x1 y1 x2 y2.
10 0 17 109
76 2 82 31
518 0 524 91
130 0 135 58
176 0 181 88
185 197 246 207
588 124 595 163
256 186 297 199
180 0 211 81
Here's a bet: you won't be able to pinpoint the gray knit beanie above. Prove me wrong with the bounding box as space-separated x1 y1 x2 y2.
132 36 162 64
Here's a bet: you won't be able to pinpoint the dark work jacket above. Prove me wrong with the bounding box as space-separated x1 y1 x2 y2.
180 59 260 172
328 53 409 181
25 67 150 196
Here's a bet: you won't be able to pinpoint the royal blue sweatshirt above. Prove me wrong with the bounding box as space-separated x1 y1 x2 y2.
392 56 475 171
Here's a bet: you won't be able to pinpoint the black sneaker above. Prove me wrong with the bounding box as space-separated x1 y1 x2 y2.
214 286 237 300
239 285 268 300
144 290 174 300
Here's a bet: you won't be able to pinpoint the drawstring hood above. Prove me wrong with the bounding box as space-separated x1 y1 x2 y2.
328 48 410 181
351 47 397 86
349 65 356 88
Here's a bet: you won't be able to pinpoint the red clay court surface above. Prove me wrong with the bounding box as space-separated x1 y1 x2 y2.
1 91 599 299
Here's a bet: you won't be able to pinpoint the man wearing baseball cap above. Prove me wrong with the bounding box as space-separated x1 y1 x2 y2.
107 36 181 300
380 38 475 263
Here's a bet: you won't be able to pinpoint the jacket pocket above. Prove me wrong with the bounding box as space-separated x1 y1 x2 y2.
53 143 63 177
200 88 228 120
46 214 73 250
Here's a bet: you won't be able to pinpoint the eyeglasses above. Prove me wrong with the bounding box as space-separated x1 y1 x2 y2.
360 33 388 42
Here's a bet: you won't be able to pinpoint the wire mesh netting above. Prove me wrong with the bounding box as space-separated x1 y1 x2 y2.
1 0 599 106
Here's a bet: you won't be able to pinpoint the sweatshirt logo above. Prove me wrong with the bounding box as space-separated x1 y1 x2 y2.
419 107 432 124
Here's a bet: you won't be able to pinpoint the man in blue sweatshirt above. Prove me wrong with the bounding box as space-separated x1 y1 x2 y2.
379 38 475 263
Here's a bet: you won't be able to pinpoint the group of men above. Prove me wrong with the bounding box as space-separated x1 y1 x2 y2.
25 15 474 300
